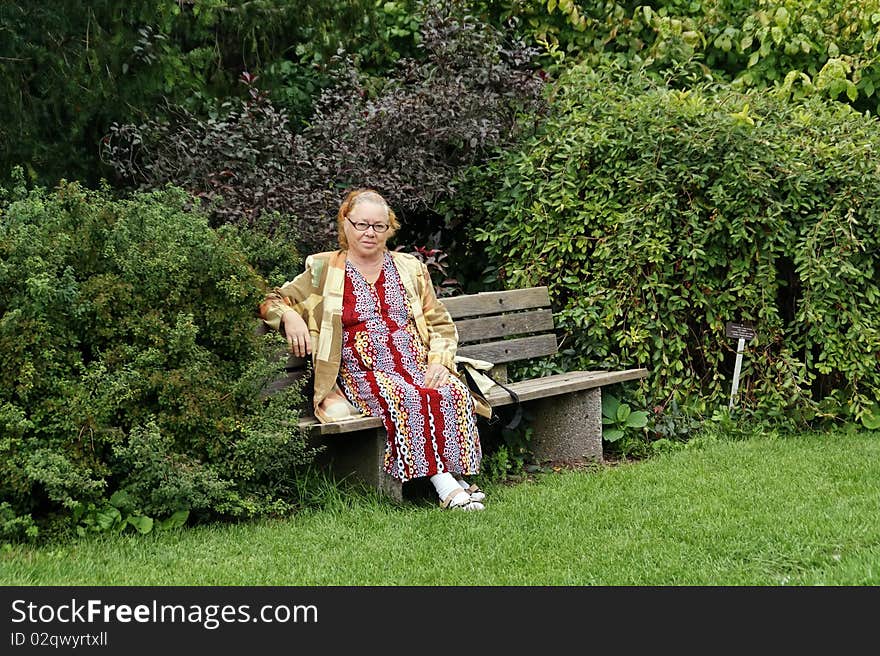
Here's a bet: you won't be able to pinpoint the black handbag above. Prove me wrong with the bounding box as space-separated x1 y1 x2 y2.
456 358 522 431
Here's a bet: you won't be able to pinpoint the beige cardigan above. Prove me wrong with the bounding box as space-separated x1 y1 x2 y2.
260 250 460 423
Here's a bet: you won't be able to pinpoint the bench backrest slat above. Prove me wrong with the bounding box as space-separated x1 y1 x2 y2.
455 308 554 345
457 333 558 364
442 287 551 319
442 286 558 364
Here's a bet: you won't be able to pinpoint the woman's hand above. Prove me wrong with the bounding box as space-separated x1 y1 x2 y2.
424 363 450 389
282 310 311 357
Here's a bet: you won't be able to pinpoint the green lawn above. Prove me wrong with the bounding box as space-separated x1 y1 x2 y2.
3 429 879 585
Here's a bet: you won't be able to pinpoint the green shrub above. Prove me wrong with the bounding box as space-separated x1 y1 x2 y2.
0 176 312 541
463 62 880 427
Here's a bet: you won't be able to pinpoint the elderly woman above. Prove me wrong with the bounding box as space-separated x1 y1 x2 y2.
260 189 485 511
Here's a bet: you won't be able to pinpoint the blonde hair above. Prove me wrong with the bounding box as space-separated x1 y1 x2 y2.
337 188 400 249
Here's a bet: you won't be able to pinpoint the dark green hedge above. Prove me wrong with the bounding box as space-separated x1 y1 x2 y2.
0 178 310 541
464 63 880 427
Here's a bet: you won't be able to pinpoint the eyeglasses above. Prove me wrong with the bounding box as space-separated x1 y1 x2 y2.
346 217 390 233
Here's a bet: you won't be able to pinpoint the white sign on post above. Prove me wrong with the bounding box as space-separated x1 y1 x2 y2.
726 322 756 410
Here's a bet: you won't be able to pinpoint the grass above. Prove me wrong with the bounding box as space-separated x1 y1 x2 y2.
2 428 879 586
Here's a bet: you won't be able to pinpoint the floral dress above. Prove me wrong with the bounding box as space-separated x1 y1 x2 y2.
338 253 482 482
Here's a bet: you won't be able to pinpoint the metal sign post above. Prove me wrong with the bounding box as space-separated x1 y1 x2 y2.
726 322 756 410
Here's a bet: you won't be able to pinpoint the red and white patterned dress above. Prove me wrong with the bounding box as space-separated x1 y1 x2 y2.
338 253 482 482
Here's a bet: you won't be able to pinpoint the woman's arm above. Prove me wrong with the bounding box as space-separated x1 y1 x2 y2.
259 258 318 356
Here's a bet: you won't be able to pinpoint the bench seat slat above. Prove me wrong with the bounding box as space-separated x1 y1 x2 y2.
302 415 383 436
455 309 554 344
456 334 558 364
485 368 649 405
442 287 550 319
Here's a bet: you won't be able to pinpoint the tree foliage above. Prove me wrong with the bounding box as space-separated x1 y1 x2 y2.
462 63 880 427
0 0 415 188
469 0 880 114
6 0 880 193
101 1 546 255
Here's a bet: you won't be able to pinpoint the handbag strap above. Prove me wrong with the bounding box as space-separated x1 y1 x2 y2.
462 366 522 431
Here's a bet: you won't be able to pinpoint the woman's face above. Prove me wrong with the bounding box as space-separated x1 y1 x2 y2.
344 200 390 260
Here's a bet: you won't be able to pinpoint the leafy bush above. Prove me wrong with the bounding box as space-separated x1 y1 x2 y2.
470 1 880 114
101 0 546 255
463 62 880 427
0 175 312 541
101 72 297 237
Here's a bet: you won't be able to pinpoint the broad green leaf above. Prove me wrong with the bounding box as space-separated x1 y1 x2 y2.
862 404 880 430
157 510 190 531
603 428 624 442
774 7 789 29
127 516 154 534
845 81 858 102
95 507 122 531
601 394 620 419
626 411 649 428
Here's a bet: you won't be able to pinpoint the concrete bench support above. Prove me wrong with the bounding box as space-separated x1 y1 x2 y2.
317 428 403 502
530 387 603 464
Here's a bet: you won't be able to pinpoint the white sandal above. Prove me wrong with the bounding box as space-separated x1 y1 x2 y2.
440 488 485 511
462 483 486 503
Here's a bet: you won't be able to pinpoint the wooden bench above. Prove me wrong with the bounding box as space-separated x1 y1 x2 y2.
263 286 647 500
